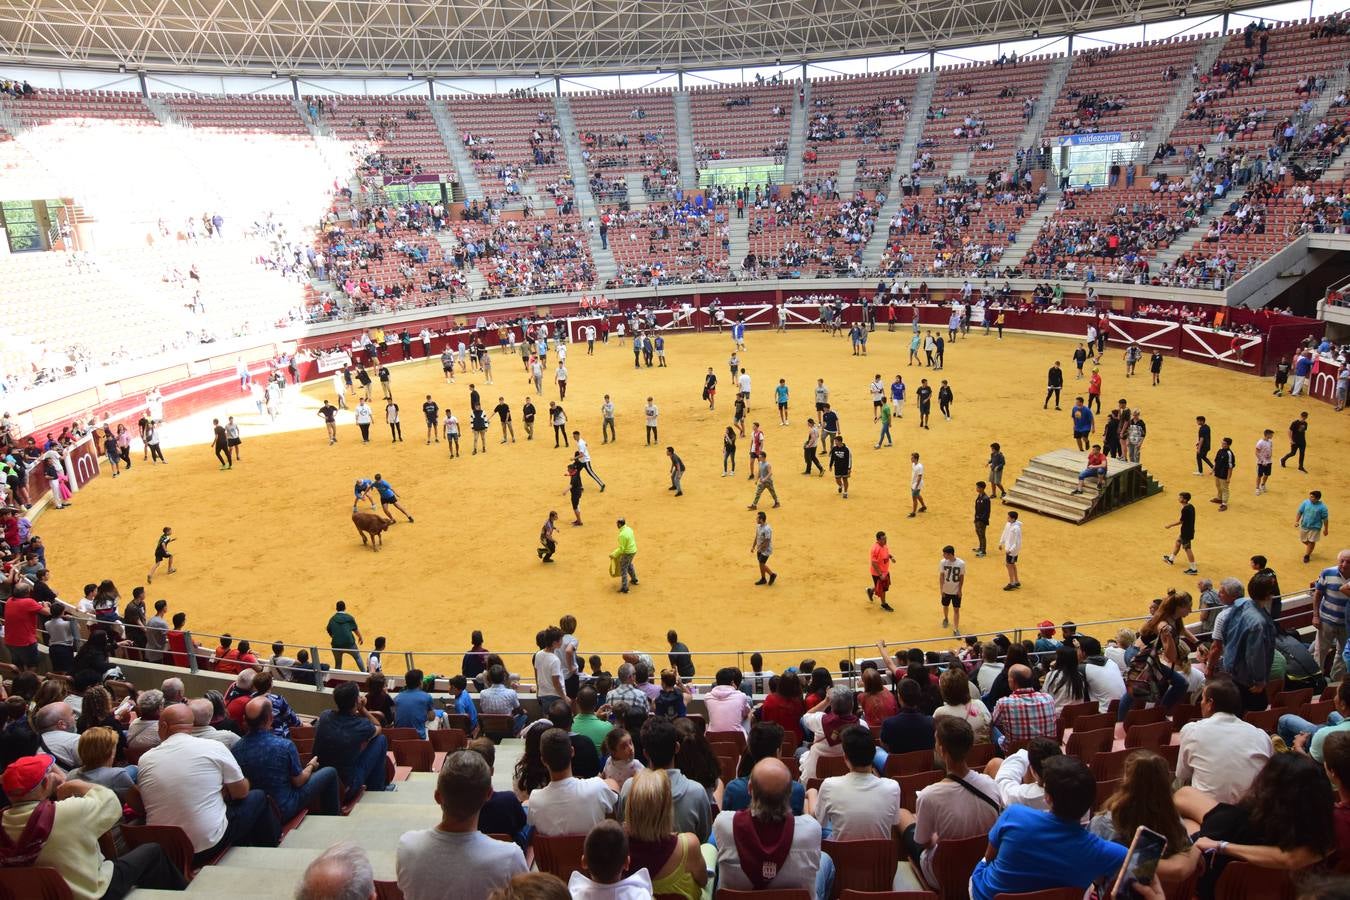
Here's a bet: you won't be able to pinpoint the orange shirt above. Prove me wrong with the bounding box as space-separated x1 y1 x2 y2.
870 542 892 577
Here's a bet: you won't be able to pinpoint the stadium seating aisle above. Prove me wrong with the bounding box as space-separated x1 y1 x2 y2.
306 95 457 180
917 56 1054 177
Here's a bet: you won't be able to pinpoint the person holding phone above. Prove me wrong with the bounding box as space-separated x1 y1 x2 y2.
1089 750 1200 886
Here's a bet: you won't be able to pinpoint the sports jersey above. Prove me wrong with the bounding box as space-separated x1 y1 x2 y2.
939 558 966 594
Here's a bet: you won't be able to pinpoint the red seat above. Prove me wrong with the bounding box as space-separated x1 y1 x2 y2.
822 838 899 897
533 832 588 880
883 748 939 777
841 893 938 900
390 739 435 772
717 891 813 900
924 833 989 900
708 730 748 756
0 866 74 900
428 729 467 753
1213 861 1297 900
1244 707 1289 735
897 769 944 813
121 823 201 880
993 890 1085 900
1064 727 1114 769
1122 707 1165 729
816 755 851 779
374 881 404 900
1057 701 1099 731
1071 712 1116 734
1122 720 1173 751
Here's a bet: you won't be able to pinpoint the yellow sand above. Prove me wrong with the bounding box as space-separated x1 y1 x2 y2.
38 328 1350 677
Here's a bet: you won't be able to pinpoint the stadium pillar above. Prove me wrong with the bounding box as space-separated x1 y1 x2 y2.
291 77 299 100
137 71 148 98
428 78 436 100
1067 34 1074 54
555 76 562 96
929 50 935 71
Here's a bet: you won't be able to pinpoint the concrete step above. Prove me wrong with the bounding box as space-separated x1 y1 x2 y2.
217 846 398 880
673 91 698 193
783 81 810 185
1009 55 1073 169
430 101 485 202
861 70 937 268
1143 34 1230 169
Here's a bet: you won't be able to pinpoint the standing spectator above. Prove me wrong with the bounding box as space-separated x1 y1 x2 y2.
999 511 1023 591
326 600 364 672
1163 492 1199 575
3 583 50 671
396 750 527 900
1222 572 1278 711
533 627 567 708
1175 679 1272 804
1212 437 1236 511
808 723 901 839
666 631 696 680
990 665 1056 753
1313 549 1350 682
713 758 829 897
1296 490 1331 563
969 756 1126 900
313 681 389 801
1280 410 1310 471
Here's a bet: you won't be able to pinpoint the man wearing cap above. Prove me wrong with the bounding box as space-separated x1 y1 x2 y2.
1 753 186 898
137 703 279 865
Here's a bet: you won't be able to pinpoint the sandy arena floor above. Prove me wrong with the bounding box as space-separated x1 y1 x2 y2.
37 327 1350 676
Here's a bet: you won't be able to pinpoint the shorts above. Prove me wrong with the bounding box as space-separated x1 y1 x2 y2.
872 399 882 408
1079 467 1106 480
815 402 827 412
1257 463 1272 477
1005 553 1019 564
442 362 454 372
941 593 962 609
7 644 37 668
832 467 849 478
757 553 771 565
989 469 1003 484
227 437 241 447
777 402 788 410
918 403 930 413
1178 538 1193 549
872 573 891 593
911 488 922 498
1300 529 1322 544
155 547 171 561
379 494 397 505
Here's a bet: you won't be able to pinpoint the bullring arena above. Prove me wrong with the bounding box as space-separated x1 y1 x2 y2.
3 2 1350 897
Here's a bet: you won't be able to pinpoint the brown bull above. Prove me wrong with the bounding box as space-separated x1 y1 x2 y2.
353 509 391 551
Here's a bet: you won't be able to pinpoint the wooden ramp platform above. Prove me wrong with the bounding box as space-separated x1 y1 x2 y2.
1004 449 1163 524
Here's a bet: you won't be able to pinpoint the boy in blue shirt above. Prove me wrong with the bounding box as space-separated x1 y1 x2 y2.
448 675 479 733
394 668 435 738
775 379 790 426
971 756 1126 900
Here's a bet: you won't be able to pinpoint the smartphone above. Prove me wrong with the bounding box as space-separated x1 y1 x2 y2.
1112 825 1168 899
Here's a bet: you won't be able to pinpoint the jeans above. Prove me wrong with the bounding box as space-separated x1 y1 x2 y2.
196 789 278 865
102 842 188 900
877 421 892 446
344 733 390 799
282 765 342 819
1278 711 1343 747
1117 666 1188 721
1320 622 1347 682
332 648 365 672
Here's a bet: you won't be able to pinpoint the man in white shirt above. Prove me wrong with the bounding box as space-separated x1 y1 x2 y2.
975 644 1004 694
900 718 1003 891
983 736 1060 811
397 750 527 900
136 704 278 864
869 376 885 421
737 370 752 408
807 724 900 839
527 728 618 836
908 453 926 517
714 758 830 897
1077 636 1125 712
534 627 567 707
999 510 1023 591
1175 678 1272 804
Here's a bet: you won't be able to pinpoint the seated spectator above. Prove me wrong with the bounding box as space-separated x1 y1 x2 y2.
479 664 526 736
289 649 328 686
974 643 1004 694
618 716 711 842
713 757 831 899
602 727 644 788
1090 750 1200 882
808 723 900 839
879 678 935 757
932 665 991 743
466 737 528 848
1077 635 1126 712
394 669 435 737
901 718 1002 889
223 669 257 717
757 670 806 749
622 768 708 899
1183 752 1335 899
34 701 80 769
990 664 1057 752
858 667 899 727
546 699 602 778
1042 646 1091 714
513 722 552 801
572 686 612 751
801 687 864 783
296 842 374 900
160 677 186 706
250 671 301 738
1176 678 1272 804
970 756 1127 900
233 695 340 819
569 819 655 899
447 675 479 734
67 726 136 802
266 641 296 682
724 721 804 815
397 749 527 900
314 681 389 801
1320 732 1350 856
126 689 164 757
704 667 751 733
740 652 774 695
364 672 396 723
526 727 618 836
137 703 279 865
654 670 692 719
189 698 241 748
0 753 186 899
487 872 571 899
609 663 651 711
984 736 1060 810
1280 675 1350 761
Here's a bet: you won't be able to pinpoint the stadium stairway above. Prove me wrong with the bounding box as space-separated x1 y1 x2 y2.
1003 449 1163 524
554 95 619 282
1008 55 1074 171
673 90 697 193
860 70 936 271
727 208 750 270
1149 181 1252 271
782 80 810 185
623 171 650 208
1141 34 1235 175
836 157 857 196
434 231 489 297
144 96 177 127
429 100 485 203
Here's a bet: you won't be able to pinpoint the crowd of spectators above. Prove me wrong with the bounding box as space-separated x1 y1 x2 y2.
600 203 733 287
451 217 595 298
742 187 879 278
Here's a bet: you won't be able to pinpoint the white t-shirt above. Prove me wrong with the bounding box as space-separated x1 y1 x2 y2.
1085 660 1126 712
813 771 900 840
534 650 564 698
355 405 373 424
914 771 1002 885
397 828 526 900
714 812 821 893
645 404 659 426
568 869 654 900
137 732 246 852
911 462 924 490
932 701 991 744
738 373 751 394
939 557 966 595
974 662 1003 694
869 380 884 401
527 777 618 835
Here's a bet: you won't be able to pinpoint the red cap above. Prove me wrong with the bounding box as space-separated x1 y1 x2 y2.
1038 620 1056 634
2 754 55 797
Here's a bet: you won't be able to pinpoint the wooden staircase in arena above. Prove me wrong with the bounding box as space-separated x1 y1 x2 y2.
1004 449 1163 524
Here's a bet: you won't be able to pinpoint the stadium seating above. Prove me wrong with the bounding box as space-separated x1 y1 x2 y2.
308 95 456 179
159 93 310 136
689 82 795 163
917 57 1053 177
803 72 918 185
569 90 680 203
444 93 571 205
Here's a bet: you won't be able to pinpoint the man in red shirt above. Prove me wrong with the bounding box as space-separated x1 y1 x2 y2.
3 582 51 670
1087 369 1102 414
866 531 896 613
1073 445 1109 495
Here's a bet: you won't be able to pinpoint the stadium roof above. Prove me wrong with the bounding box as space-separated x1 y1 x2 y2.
0 0 1271 78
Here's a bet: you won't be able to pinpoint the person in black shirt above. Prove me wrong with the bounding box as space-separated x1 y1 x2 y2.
1280 411 1309 471
1149 350 1163 386
938 380 954 421
1273 357 1291 396
1194 416 1213 474
317 402 338 445
421 396 439 443
1163 492 1199 574
915 379 933 429
1072 344 1088 379
1211 437 1235 511
211 419 231 469
377 365 392 400
830 435 852 499
493 398 516 444
355 365 372 400
470 407 489 454
973 482 992 557
667 631 696 679
1044 361 1063 410
466 736 528 847
567 457 584 526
